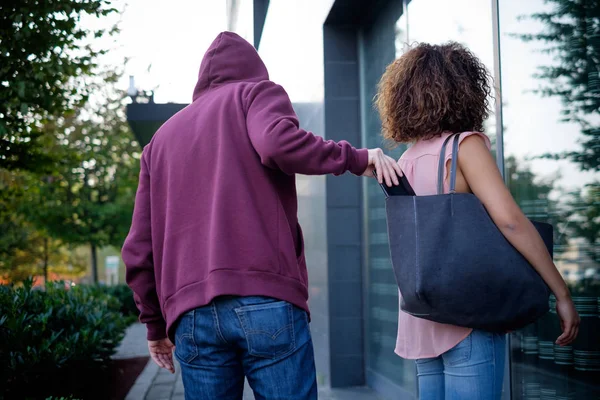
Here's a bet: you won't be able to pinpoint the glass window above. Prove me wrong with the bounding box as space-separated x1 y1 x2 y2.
360 2 416 394
361 0 497 393
362 0 496 395
499 0 600 398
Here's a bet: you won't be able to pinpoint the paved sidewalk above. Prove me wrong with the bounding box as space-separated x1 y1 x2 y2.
130 362 381 400
121 324 383 400
115 324 255 400
128 362 256 400
114 323 150 360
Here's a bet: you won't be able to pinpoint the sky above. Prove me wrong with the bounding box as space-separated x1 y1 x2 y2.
102 0 227 104
102 0 333 104
98 0 596 190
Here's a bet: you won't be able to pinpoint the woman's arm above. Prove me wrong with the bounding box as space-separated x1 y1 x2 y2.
458 135 580 345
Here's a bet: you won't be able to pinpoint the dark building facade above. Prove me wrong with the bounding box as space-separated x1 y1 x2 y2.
127 0 600 398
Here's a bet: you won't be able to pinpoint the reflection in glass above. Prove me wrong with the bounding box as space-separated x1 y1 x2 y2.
362 3 415 392
500 0 599 398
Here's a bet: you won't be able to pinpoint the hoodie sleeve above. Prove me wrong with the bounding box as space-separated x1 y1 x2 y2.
122 149 167 341
244 81 368 176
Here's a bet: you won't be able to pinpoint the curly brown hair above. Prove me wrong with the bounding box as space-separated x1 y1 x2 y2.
376 42 492 143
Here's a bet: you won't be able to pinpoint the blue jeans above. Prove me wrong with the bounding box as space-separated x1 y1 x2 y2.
174 296 317 400
416 330 506 400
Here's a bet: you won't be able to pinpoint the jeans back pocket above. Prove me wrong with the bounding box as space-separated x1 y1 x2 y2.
443 332 473 367
235 300 295 359
174 310 198 364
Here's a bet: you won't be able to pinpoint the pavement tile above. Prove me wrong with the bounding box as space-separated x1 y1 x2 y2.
154 372 177 385
145 383 173 400
173 379 185 395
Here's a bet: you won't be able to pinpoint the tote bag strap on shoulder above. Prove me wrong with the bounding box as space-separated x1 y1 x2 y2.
436 132 462 194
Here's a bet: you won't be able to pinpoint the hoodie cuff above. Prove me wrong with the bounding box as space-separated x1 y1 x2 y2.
146 319 168 341
349 148 369 176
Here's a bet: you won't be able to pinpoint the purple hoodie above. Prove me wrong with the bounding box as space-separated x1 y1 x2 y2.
122 32 368 341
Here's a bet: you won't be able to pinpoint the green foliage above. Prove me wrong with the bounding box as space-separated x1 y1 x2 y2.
515 0 600 171
0 67 141 282
45 397 81 400
0 170 29 267
507 155 555 204
0 0 117 172
0 280 128 399
88 284 140 324
566 182 600 264
1 1 135 284
106 284 140 321
0 228 88 283
513 2 599 289
24 69 141 256
0 171 88 283
506 155 566 245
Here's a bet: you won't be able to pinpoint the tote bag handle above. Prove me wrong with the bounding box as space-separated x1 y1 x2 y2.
436 133 462 195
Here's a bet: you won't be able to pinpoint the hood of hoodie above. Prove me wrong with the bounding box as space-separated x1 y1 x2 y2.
192 32 269 101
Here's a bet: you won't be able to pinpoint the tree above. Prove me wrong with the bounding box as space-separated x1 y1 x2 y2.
505 155 566 246
0 168 89 284
515 1 599 284
506 155 555 205
0 170 29 273
566 182 600 265
0 0 116 172
1 229 87 284
515 0 599 172
25 69 141 283
0 211 29 278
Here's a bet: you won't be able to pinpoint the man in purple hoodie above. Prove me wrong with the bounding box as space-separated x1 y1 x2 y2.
123 32 401 399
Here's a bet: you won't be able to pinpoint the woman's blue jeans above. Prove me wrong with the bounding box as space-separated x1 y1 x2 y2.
416 330 506 400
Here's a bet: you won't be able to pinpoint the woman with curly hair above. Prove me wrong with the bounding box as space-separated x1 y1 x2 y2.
376 42 579 400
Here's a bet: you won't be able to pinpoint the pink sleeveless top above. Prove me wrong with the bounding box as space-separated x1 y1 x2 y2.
394 131 492 359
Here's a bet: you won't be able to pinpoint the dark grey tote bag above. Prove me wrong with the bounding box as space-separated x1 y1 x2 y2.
382 132 552 332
